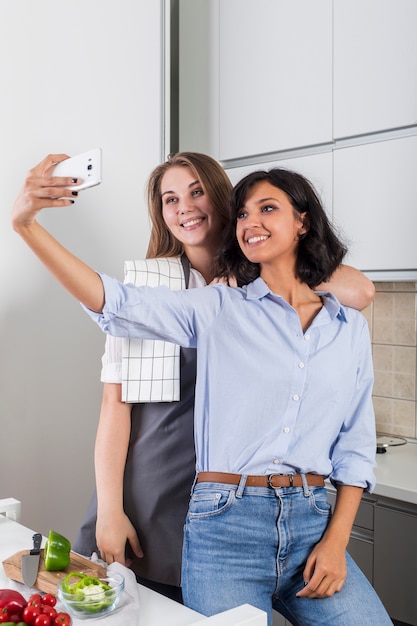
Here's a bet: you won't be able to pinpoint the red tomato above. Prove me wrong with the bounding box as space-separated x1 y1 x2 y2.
42 606 57 620
54 611 72 626
23 604 42 624
41 594 57 608
28 593 43 608
34 614 52 626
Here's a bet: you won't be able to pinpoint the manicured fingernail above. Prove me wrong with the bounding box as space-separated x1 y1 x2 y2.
69 200 75 204
71 178 78 183
72 191 78 196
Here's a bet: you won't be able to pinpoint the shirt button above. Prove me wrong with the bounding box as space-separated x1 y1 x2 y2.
304 334 310 341
292 394 300 401
283 427 290 434
299 362 305 369
273 458 280 464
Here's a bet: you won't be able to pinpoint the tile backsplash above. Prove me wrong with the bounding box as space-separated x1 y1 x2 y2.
362 282 417 438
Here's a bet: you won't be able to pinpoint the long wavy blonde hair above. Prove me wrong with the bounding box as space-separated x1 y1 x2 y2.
146 152 232 258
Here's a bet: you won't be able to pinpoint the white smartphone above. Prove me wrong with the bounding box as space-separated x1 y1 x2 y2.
52 148 102 191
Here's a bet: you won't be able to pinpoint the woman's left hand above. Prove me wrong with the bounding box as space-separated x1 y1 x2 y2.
12 153 77 230
295 538 347 599
210 275 238 287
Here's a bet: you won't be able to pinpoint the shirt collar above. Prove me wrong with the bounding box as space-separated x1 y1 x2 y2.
315 291 348 323
244 277 348 323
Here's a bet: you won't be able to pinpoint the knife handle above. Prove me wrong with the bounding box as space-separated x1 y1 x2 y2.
30 533 42 555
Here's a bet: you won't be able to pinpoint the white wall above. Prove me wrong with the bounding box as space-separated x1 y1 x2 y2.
0 0 166 542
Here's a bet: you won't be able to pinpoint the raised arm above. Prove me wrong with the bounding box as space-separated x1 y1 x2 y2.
316 264 375 311
11 154 105 312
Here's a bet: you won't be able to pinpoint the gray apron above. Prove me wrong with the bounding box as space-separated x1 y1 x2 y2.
73 256 197 587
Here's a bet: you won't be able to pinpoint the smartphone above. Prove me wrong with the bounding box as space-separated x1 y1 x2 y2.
52 148 102 191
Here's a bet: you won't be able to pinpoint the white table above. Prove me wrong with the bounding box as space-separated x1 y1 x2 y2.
0 509 266 626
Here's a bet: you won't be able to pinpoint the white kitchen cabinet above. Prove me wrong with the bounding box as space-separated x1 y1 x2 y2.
226 151 333 217
178 1 417 278
333 135 417 273
179 0 333 161
334 0 417 139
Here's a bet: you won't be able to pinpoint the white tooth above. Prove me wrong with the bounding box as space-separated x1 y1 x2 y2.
247 235 268 244
182 218 203 227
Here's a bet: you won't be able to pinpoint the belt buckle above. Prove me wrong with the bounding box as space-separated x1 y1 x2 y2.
267 473 294 488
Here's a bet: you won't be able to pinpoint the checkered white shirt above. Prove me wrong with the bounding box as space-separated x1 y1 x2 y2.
121 257 185 402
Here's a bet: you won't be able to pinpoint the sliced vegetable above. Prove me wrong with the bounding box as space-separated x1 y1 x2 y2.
43 531 71 571
60 573 86 595
61 572 115 614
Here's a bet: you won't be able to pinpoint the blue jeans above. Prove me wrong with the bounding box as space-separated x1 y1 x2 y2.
182 477 392 626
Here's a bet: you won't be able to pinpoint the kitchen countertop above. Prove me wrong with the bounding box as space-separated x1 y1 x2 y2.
326 439 417 505
373 438 417 505
325 438 417 505
0 513 266 626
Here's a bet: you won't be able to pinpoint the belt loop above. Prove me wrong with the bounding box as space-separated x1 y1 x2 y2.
301 473 311 496
191 472 199 494
236 474 247 498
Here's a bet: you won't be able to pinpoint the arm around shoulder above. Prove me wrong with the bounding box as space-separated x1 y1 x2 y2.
317 265 375 311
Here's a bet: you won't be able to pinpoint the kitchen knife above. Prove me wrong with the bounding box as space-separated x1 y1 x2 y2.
21 532 42 588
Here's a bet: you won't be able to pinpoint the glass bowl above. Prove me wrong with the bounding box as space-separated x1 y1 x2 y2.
57 572 125 620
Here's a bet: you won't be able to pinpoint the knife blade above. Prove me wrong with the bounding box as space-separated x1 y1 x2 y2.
21 532 42 588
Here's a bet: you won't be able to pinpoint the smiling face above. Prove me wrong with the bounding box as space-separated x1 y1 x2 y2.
235 180 306 269
160 166 224 256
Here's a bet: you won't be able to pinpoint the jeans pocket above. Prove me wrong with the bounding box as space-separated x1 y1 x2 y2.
188 486 236 519
309 487 332 516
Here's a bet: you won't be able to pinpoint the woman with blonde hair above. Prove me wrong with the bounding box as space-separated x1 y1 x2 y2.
73 152 232 602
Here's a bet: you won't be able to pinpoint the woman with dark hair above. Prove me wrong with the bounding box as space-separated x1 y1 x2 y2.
217 167 347 288
12 162 389 625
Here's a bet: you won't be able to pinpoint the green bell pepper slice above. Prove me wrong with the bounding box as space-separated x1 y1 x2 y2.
61 571 115 613
43 530 71 571
61 571 87 593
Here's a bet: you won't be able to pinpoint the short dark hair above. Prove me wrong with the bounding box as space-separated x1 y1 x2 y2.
216 168 347 288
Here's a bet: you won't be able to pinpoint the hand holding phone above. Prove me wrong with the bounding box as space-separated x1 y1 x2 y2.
52 148 102 191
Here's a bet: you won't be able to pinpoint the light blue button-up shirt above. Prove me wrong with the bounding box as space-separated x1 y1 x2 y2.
85 274 377 492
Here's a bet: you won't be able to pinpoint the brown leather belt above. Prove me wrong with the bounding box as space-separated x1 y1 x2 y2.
196 471 325 489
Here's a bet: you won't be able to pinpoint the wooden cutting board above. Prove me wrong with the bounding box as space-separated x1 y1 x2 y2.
2 549 107 595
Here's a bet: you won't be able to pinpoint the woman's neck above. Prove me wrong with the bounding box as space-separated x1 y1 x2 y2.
261 265 322 332
260 263 301 302
184 245 216 284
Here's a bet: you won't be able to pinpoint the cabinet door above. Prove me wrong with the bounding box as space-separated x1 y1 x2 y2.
179 0 333 161
226 152 333 218
179 0 219 156
333 135 417 272
348 531 373 584
218 0 333 160
334 0 417 138
374 503 417 625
